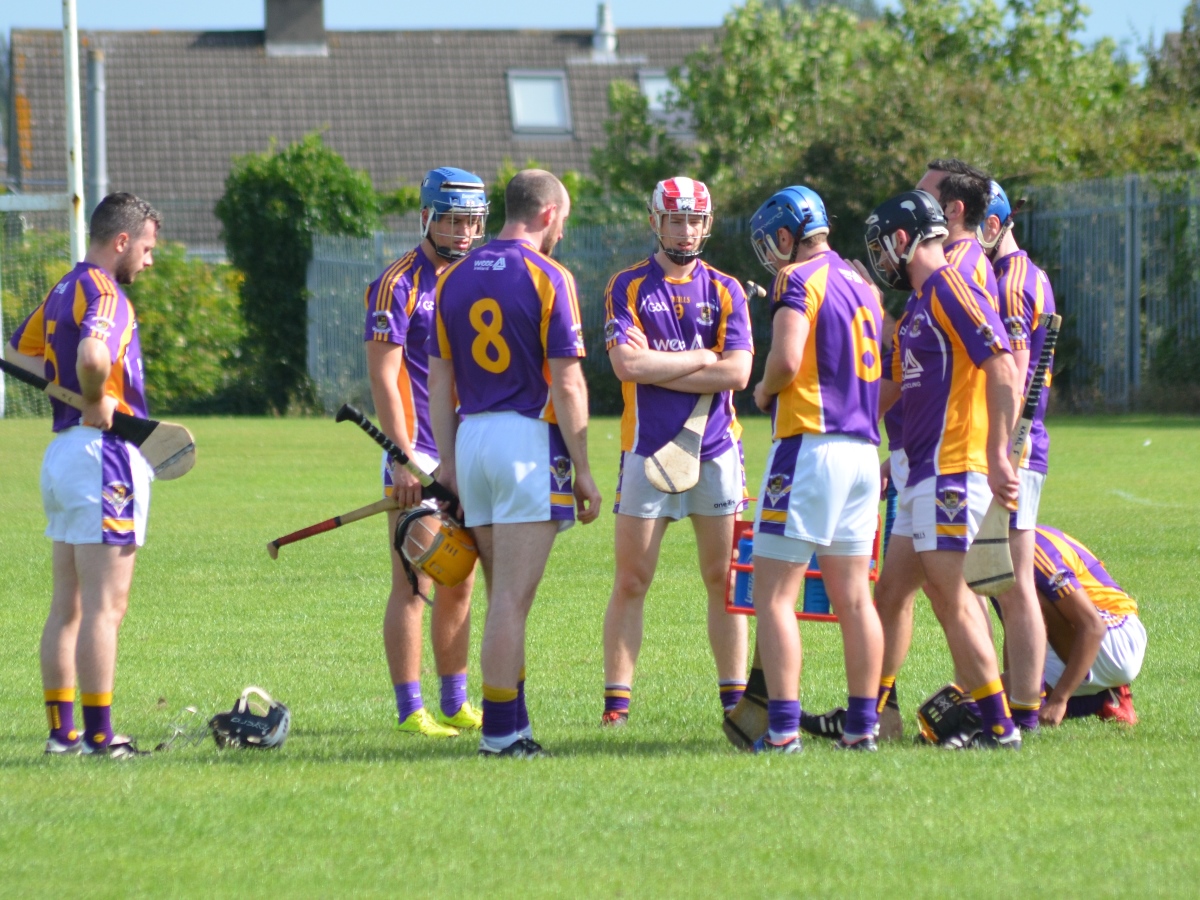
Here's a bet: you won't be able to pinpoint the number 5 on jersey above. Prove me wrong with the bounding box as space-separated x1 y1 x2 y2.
470 298 511 374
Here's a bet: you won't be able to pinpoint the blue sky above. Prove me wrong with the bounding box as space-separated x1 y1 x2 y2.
0 1 1191 55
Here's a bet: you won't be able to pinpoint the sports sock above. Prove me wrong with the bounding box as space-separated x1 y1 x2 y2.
1010 699 1040 730
876 675 897 713
843 696 878 741
516 668 531 739
481 683 520 751
604 683 631 717
719 679 747 712
1065 692 1108 719
767 699 800 743
971 680 1017 740
394 681 423 723
81 692 114 750
45 688 77 744
440 673 467 718
964 699 983 721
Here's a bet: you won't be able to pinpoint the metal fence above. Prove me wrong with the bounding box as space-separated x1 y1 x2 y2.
1020 173 1200 409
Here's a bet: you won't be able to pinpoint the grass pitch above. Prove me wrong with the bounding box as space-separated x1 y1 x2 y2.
1 414 1198 897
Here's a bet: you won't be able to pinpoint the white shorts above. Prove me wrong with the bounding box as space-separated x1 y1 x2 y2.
41 426 151 547
1044 614 1146 695
613 442 745 520
382 448 439 510
889 448 910 494
752 434 880 562
1010 467 1045 531
455 411 574 531
893 471 990 553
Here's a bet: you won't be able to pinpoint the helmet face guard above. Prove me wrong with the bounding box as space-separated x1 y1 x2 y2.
650 177 713 266
863 191 948 292
977 179 1013 256
749 186 830 273
208 687 290 749
422 207 489 261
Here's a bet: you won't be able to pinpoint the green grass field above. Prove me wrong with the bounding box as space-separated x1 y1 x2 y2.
1 414 1198 896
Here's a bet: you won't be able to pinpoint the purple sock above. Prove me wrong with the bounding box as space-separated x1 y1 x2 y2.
1065 692 1108 719
46 700 78 744
975 690 1017 740
604 683 631 715
1011 707 1040 730
719 680 746 712
964 699 983 721
482 697 519 742
394 681 423 722
82 704 113 749
844 696 878 738
440 673 467 718
767 699 800 741
516 670 530 734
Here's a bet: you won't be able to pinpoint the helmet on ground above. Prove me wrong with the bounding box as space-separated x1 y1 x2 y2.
208 687 290 749
649 177 714 266
394 508 477 588
977 179 1012 251
419 167 489 260
749 185 830 272
864 190 948 291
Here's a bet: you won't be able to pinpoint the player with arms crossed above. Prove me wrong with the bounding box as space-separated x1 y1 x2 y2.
746 186 885 752
978 180 1057 730
600 177 752 726
865 190 1024 749
428 169 601 757
1032 525 1144 726
5 193 160 757
364 167 487 738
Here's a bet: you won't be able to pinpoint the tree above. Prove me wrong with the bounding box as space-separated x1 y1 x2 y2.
216 132 378 413
590 80 692 198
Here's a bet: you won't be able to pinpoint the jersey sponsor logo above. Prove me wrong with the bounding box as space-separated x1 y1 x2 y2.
551 455 573 491
473 257 506 271
652 338 689 351
373 311 390 334
642 300 672 314
902 348 924 381
102 482 133 516
840 266 867 286
935 487 964 520
55 281 70 295
420 299 435 312
712 498 738 510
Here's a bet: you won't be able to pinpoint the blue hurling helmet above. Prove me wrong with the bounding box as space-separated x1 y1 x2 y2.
977 180 1011 253
749 185 831 273
420 167 489 260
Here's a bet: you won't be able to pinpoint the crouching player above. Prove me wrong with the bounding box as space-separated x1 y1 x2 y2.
1033 526 1145 726
600 177 752 725
747 186 885 752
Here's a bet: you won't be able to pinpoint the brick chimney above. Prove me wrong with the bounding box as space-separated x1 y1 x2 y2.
266 0 327 57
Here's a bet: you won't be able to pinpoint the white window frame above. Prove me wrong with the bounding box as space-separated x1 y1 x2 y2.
506 70 573 135
638 68 692 136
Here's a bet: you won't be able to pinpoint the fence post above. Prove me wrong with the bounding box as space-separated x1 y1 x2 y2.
1124 175 1138 407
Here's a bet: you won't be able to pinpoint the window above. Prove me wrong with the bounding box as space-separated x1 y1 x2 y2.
639 69 691 135
507 71 572 134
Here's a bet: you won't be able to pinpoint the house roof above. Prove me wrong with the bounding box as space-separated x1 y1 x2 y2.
6 25 716 247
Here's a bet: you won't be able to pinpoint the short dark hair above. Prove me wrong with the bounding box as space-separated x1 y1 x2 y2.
89 192 162 246
925 158 990 228
505 170 564 225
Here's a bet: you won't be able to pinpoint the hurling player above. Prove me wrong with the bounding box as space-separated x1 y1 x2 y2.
978 180 1058 730
364 168 487 738
747 186 885 752
429 170 601 757
600 177 752 726
866 190 1024 749
6 194 160 757
1033 526 1145 726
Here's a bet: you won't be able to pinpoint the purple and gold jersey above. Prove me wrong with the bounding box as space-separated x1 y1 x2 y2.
604 256 752 460
364 248 439 458
767 250 881 443
9 261 147 432
945 238 999 310
997 250 1056 474
1034 526 1137 625
432 238 584 421
881 293 918 452
899 265 1011 484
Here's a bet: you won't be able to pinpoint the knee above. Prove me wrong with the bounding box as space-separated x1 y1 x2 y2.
611 568 653 605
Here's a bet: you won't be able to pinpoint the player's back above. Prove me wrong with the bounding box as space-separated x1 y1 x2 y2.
1033 526 1137 620
434 238 583 421
771 249 882 443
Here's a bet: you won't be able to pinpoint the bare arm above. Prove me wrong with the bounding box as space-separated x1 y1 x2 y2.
427 356 460 497
609 341 717 385
1012 347 1031 392
2 344 44 376
658 348 752 394
77 336 116 430
981 351 1021 508
365 340 422 508
879 379 901 415
751 307 808 412
1040 588 1107 725
549 357 601 524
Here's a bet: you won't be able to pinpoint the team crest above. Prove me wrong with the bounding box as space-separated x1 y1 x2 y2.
1049 569 1069 591
979 323 998 346
604 319 618 342
908 313 924 339
551 456 573 491
696 300 716 326
764 473 792 506
373 311 390 334
935 488 964 520
1005 317 1025 341
102 482 133 516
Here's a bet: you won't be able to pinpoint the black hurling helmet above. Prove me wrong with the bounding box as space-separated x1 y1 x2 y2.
864 190 948 291
208 686 291 749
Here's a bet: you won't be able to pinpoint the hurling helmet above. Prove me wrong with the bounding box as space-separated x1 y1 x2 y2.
208 687 290 749
649 177 714 265
394 508 478 589
977 180 1013 252
420 167 489 260
749 185 830 272
864 190 948 291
